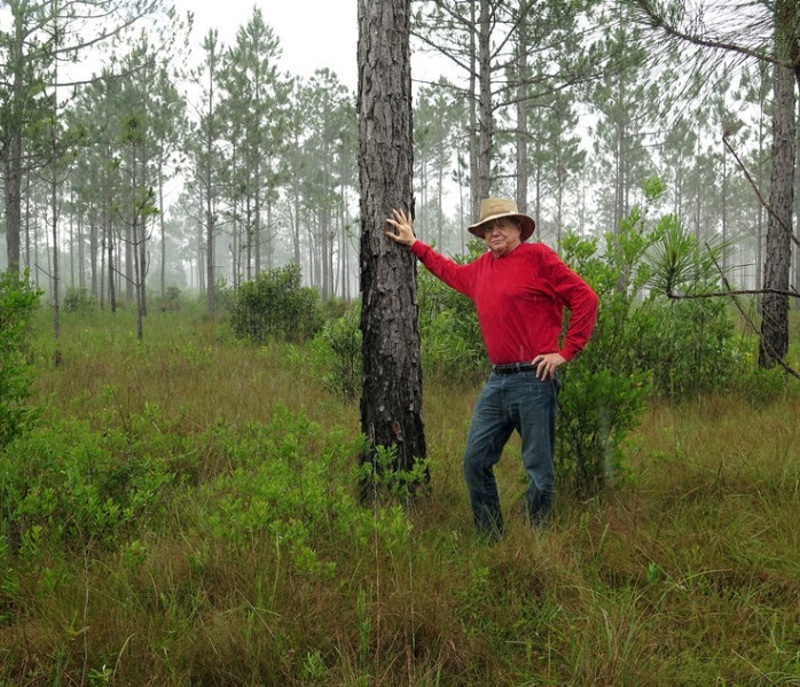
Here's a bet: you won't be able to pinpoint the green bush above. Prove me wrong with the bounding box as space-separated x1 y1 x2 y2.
229 264 323 344
0 270 41 448
154 285 183 312
557 220 653 494
557 179 739 493
310 301 362 400
62 286 97 313
194 407 410 566
0 417 175 552
638 214 740 396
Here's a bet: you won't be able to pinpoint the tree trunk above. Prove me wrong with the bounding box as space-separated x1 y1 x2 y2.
476 0 492 204
468 1 480 220
357 0 427 497
515 4 529 216
3 132 23 273
759 0 796 368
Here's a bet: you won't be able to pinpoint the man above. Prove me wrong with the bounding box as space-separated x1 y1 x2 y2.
386 198 598 538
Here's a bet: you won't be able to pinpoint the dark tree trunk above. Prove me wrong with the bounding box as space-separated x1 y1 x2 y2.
515 3 529 216
3 131 23 273
357 0 427 498
759 0 796 368
476 0 492 204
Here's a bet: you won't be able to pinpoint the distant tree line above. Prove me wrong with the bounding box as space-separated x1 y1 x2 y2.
1 0 798 360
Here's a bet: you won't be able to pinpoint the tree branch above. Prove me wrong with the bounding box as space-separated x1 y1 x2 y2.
630 0 777 67
723 134 800 248
667 242 800 379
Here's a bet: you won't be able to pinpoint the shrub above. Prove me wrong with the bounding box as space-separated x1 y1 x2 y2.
557 178 739 493
229 264 323 344
310 301 362 400
0 418 175 552
0 270 41 448
417 239 487 381
639 215 740 396
154 285 183 312
62 286 96 313
557 220 653 494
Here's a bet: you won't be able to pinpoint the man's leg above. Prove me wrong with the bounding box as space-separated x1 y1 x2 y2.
511 372 559 526
463 375 513 538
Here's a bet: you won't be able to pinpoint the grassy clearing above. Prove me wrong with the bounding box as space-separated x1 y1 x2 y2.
1 306 799 686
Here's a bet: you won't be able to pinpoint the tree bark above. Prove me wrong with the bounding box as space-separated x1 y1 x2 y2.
515 3 529 215
759 0 796 368
476 0 493 204
357 0 427 497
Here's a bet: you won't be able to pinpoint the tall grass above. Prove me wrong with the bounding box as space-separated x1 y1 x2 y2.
1 305 798 686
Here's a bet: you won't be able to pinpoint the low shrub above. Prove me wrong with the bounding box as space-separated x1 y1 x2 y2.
0 417 175 552
0 270 41 448
310 301 362 400
62 286 96 313
229 264 323 344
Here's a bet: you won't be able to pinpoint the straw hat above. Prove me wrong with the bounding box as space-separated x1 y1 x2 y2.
467 197 536 241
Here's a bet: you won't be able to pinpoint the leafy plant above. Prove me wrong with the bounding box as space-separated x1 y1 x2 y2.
0 418 175 552
417 239 487 381
557 179 740 493
62 286 96 313
0 270 41 448
309 301 362 399
154 285 183 312
229 264 323 344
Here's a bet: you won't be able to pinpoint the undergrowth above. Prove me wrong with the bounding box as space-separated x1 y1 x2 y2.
0 307 798 686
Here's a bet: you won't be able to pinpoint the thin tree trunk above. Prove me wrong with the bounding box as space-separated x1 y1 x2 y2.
516 4 529 215
477 0 492 204
759 2 796 367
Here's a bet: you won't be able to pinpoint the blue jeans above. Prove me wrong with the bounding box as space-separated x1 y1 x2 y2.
463 370 559 537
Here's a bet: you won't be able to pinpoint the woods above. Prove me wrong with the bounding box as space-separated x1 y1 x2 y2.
1 0 800 684
1 1 798 355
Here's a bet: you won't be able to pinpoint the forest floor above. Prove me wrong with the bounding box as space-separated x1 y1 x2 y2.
1 304 798 686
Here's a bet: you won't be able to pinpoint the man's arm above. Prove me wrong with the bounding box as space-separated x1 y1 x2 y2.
385 208 476 298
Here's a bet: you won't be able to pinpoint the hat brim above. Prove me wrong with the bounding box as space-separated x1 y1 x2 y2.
468 212 536 242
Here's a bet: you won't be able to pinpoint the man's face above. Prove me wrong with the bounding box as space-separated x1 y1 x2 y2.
483 218 521 257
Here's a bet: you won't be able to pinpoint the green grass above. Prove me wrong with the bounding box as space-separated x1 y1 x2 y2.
1 305 799 686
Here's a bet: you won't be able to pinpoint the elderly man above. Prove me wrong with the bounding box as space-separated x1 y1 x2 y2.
386 198 598 538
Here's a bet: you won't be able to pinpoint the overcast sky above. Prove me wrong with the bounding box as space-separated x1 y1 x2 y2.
170 0 450 92
172 0 359 89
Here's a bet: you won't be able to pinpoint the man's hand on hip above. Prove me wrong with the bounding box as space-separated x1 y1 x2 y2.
533 353 566 380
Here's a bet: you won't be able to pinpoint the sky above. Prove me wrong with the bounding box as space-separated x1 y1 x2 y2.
172 0 360 90
170 0 449 93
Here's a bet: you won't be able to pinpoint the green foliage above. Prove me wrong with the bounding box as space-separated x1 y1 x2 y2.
0 270 41 448
0 416 175 552
558 228 652 494
194 407 413 570
211 277 237 313
558 183 739 493
309 301 362 399
1 307 797 686
62 286 97 313
229 264 323 344
639 219 740 396
153 285 183 312
358 443 431 504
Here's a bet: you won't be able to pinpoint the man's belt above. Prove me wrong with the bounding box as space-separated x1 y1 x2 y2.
492 362 539 375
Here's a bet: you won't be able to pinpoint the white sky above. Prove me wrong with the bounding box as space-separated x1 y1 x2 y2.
170 0 450 92
172 0 359 89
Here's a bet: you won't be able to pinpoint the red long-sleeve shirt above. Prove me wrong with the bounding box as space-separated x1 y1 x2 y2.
411 240 598 364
